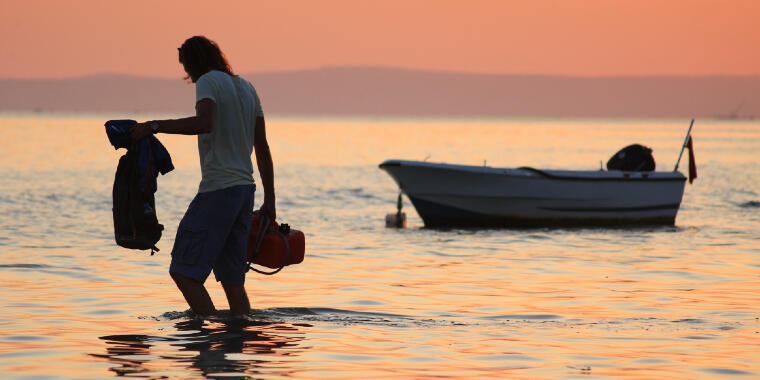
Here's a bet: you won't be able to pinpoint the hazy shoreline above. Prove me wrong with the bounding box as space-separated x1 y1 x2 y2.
1 67 758 119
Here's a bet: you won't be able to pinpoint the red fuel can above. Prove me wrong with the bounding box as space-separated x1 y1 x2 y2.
247 213 305 270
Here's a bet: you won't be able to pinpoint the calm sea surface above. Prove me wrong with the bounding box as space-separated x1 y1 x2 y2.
0 115 758 379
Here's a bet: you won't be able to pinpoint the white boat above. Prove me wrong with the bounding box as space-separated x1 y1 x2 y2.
379 160 687 227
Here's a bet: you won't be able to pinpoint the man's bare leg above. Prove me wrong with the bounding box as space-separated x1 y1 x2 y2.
170 272 217 316
222 282 251 316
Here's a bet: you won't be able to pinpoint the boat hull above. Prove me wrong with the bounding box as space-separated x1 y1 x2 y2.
379 160 687 228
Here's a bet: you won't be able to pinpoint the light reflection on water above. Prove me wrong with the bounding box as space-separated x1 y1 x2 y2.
0 115 758 378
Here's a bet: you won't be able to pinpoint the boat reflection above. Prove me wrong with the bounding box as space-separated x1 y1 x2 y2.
93 316 308 378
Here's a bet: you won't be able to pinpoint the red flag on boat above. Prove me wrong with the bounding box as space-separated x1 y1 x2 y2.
687 135 697 184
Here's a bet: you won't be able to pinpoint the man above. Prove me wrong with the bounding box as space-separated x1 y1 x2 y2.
130 36 275 316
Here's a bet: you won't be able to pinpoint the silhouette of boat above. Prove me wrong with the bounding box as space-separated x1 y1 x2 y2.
379 159 687 227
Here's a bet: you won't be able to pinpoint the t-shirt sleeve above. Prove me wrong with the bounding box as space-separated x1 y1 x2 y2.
254 91 264 117
251 86 264 117
195 74 217 104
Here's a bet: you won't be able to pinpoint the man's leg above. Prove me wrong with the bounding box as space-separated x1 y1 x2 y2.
170 186 251 317
214 184 255 317
222 282 251 316
171 272 217 316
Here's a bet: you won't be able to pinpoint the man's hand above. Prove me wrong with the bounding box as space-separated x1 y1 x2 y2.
129 122 153 141
259 199 276 221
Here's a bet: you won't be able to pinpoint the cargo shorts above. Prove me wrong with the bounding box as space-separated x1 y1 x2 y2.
169 184 255 286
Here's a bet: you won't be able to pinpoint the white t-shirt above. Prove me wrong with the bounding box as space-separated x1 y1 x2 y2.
194 70 264 193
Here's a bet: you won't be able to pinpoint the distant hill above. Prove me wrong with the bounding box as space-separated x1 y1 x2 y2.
1 67 758 118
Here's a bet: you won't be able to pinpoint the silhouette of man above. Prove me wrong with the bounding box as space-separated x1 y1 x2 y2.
131 36 275 316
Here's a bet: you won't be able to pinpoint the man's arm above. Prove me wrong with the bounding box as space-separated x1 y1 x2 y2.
254 115 276 220
130 98 216 140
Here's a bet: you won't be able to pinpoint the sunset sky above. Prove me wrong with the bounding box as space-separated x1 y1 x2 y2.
1 0 758 79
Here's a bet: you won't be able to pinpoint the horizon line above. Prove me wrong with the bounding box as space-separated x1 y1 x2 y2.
3 65 760 81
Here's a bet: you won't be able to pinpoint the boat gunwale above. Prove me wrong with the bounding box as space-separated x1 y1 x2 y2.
379 159 687 183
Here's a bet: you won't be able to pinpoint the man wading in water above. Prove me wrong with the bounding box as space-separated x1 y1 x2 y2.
130 36 275 316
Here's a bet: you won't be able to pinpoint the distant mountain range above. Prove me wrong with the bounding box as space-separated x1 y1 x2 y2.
1 66 758 118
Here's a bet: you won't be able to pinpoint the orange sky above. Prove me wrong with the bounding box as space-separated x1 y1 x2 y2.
1 0 758 79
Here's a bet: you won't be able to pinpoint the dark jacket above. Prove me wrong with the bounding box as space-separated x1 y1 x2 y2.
105 119 174 193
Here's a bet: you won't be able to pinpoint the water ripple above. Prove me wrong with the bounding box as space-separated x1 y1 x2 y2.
739 200 760 208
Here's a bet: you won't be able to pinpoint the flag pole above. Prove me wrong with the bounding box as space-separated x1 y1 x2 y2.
674 118 695 172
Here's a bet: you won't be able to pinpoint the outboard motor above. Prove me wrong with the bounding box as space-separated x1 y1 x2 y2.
607 144 656 171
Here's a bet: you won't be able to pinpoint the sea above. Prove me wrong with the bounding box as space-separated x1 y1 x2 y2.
0 114 758 379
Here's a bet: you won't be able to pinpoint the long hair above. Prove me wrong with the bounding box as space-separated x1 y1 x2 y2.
178 36 234 83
